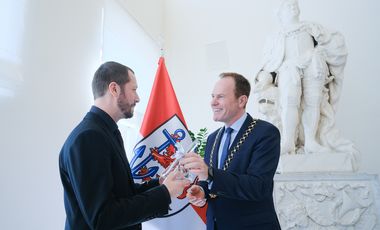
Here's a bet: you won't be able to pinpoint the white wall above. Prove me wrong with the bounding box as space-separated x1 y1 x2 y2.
0 0 103 228
162 0 380 175
0 0 164 228
120 0 164 45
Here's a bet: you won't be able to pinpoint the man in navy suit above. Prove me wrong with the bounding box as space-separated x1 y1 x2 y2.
181 73 281 229
59 62 189 230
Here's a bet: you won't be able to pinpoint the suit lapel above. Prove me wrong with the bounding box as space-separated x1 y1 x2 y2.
207 127 223 168
213 128 224 168
109 132 136 187
87 112 136 190
109 131 137 192
207 114 255 169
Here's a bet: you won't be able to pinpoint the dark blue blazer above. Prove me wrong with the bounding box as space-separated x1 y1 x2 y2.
59 106 171 230
200 114 281 230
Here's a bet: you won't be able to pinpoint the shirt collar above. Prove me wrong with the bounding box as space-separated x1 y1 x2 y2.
225 112 247 133
90 105 118 132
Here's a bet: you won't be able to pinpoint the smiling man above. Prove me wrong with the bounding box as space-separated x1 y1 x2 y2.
181 72 281 230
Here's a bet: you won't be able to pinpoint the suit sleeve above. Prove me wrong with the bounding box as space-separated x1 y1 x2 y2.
134 178 160 193
64 130 171 230
209 125 280 201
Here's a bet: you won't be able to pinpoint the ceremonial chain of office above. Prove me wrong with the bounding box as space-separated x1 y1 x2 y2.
209 119 258 171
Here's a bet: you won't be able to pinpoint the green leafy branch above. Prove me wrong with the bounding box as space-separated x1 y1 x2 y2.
188 128 208 158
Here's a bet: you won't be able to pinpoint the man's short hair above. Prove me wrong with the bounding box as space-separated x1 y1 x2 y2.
92 61 134 99
219 72 251 99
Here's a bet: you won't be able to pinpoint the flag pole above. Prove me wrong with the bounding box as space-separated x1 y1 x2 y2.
160 48 164 57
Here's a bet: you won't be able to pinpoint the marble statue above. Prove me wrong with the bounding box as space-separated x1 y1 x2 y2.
254 70 281 131
255 0 358 161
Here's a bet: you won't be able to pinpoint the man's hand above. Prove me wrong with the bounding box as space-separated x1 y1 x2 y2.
187 185 206 207
162 168 191 198
180 152 208 181
159 160 179 184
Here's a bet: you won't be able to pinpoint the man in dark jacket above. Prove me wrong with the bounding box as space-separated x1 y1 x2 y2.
59 61 189 230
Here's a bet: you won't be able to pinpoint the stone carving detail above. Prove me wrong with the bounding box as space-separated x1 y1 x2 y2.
274 180 378 229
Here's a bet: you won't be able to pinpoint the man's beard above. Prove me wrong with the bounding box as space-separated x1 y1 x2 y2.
121 105 134 119
117 99 134 119
124 110 133 119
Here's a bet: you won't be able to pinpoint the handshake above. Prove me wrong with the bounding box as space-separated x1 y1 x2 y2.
160 141 209 207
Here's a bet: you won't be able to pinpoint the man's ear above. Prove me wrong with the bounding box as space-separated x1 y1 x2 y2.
238 95 248 108
108 82 120 97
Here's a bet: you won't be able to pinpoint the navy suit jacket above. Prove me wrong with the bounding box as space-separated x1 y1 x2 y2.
200 114 281 230
59 106 171 230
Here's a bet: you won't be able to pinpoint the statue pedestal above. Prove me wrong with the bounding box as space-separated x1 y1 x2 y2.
273 173 380 230
278 152 357 173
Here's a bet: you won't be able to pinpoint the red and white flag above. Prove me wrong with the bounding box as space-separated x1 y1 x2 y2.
131 57 206 229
